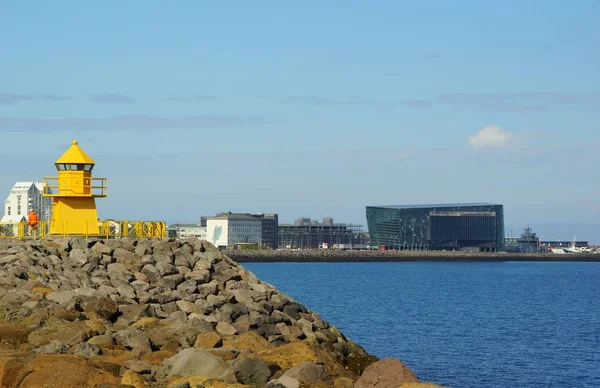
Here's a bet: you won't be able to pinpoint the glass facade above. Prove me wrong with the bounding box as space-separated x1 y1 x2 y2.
366 203 505 252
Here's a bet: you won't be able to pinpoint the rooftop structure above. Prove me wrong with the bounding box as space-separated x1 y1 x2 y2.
366 203 505 252
278 217 364 249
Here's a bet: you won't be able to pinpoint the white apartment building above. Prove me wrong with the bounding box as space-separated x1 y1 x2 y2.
1 182 52 224
205 213 262 249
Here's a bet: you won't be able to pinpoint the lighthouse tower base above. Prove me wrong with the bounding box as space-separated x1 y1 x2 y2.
49 197 100 236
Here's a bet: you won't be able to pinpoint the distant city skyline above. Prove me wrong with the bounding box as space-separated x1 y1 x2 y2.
1 1 598 242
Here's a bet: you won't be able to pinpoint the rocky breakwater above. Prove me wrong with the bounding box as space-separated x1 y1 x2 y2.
0 237 443 388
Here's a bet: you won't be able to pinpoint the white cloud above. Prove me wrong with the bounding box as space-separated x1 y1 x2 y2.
468 125 513 150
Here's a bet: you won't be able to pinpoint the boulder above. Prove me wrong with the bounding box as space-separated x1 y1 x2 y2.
232 357 271 386
72 342 103 357
121 370 146 388
32 342 70 354
173 247 195 269
114 328 152 354
165 348 237 383
27 320 98 347
0 353 122 387
194 330 223 349
0 323 31 349
77 295 119 320
354 358 419 388
216 321 238 336
280 361 331 385
185 269 211 283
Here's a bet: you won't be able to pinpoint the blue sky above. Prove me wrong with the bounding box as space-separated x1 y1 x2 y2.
1 1 599 241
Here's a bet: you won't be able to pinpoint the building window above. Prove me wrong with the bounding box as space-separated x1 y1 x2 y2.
17 205 21 215
7 207 10 216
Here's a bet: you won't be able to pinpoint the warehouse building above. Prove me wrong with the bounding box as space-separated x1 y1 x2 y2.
366 203 505 252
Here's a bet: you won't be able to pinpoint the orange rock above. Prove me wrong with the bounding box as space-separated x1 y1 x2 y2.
121 369 146 388
194 331 223 349
334 376 356 388
256 340 320 372
314 347 351 379
207 348 238 361
221 331 272 354
142 349 176 364
167 375 250 388
0 324 30 350
0 353 122 387
95 348 137 365
355 358 419 388
27 320 98 347
130 317 159 329
31 286 53 297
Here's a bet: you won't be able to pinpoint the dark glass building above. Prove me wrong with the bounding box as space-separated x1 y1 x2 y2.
254 213 279 250
366 203 505 252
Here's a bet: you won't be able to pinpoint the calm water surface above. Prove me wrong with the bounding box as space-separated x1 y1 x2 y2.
243 262 600 388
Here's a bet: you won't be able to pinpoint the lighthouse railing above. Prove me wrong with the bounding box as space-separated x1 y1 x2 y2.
41 177 107 197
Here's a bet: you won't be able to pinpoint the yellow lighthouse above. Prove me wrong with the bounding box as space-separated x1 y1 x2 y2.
43 140 107 236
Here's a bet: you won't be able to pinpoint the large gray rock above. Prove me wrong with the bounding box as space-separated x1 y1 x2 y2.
141 264 161 283
231 357 271 386
156 261 178 277
46 290 78 306
280 361 330 385
72 342 103 357
68 249 89 266
116 304 154 327
113 247 141 272
166 348 237 383
173 247 195 269
151 240 173 256
46 288 102 306
32 343 70 354
176 279 197 294
160 274 185 290
113 328 151 352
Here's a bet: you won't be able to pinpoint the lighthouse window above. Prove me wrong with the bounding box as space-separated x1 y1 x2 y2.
84 164 93 171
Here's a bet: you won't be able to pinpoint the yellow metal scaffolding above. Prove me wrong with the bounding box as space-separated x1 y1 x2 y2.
0 220 166 239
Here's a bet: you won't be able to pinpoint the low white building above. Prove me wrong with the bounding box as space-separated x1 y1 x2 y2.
1 181 52 224
168 224 207 239
205 213 262 249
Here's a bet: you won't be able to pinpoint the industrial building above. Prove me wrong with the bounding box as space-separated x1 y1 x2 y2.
1 182 52 224
366 203 505 252
278 217 364 249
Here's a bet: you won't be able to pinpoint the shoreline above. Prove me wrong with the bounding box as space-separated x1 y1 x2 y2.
224 249 600 263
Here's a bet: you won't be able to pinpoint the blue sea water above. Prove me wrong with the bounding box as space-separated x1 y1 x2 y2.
243 262 600 388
